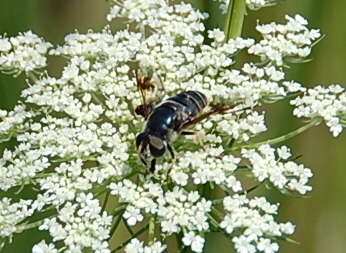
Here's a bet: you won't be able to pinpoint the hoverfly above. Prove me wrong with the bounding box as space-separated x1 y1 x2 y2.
134 71 237 173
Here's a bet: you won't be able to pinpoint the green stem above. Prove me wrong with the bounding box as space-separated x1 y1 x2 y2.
51 155 97 163
101 190 110 213
211 207 224 219
0 132 14 143
122 217 135 236
175 233 184 252
148 216 156 242
112 204 127 216
212 199 224 205
240 182 263 195
207 213 220 229
109 212 123 240
111 224 149 252
224 0 246 41
228 118 323 152
27 71 38 82
16 220 43 233
91 91 103 105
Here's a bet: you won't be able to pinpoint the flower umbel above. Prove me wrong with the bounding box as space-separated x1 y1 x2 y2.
0 31 51 75
0 0 344 253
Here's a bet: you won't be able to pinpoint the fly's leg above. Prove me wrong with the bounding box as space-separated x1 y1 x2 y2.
149 159 156 173
167 143 175 159
166 143 177 179
140 157 147 166
181 131 195 135
181 130 205 147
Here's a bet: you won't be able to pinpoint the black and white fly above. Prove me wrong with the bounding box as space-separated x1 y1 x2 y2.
136 90 208 172
134 70 241 172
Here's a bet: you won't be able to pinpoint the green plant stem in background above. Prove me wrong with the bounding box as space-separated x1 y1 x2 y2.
16 220 44 233
229 118 323 152
111 224 149 252
224 0 246 40
148 216 156 242
122 218 135 236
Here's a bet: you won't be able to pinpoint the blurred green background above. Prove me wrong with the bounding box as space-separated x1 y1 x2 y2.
0 0 345 252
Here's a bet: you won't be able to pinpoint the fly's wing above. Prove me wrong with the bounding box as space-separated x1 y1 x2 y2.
180 103 249 130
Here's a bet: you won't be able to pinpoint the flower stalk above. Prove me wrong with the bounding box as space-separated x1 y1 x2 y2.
111 224 149 252
16 220 43 233
228 118 323 152
224 0 247 41
109 212 124 240
123 217 135 236
148 216 156 242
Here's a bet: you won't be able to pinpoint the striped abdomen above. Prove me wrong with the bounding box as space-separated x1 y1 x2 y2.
144 91 208 140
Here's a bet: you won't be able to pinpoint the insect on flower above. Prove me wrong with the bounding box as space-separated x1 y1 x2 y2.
136 90 208 172
134 72 240 173
134 69 163 119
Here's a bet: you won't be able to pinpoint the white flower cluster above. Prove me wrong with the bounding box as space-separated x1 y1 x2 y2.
0 142 50 191
157 187 211 235
0 31 51 75
110 179 163 225
291 85 346 136
246 0 273 10
32 241 58 253
170 147 242 192
212 0 229 14
107 0 206 47
110 180 211 252
249 15 321 66
220 195 295 253
182 232 205 253
50 30 142 77
21 69 136 123
0 119 129 191
37 160 93 206
0 105 36 141
242 145 313 194
213 0 275 14
0 0 340 252
183 37 255 100
39 193 112 253
187 62 304 137
125 239 166 253
211 110 267 142
0 198 35 237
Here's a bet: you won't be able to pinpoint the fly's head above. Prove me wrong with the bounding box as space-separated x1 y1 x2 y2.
136 132 166 166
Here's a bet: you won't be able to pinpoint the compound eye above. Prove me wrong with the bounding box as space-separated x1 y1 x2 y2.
136 133 147 149
149 144 166 157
